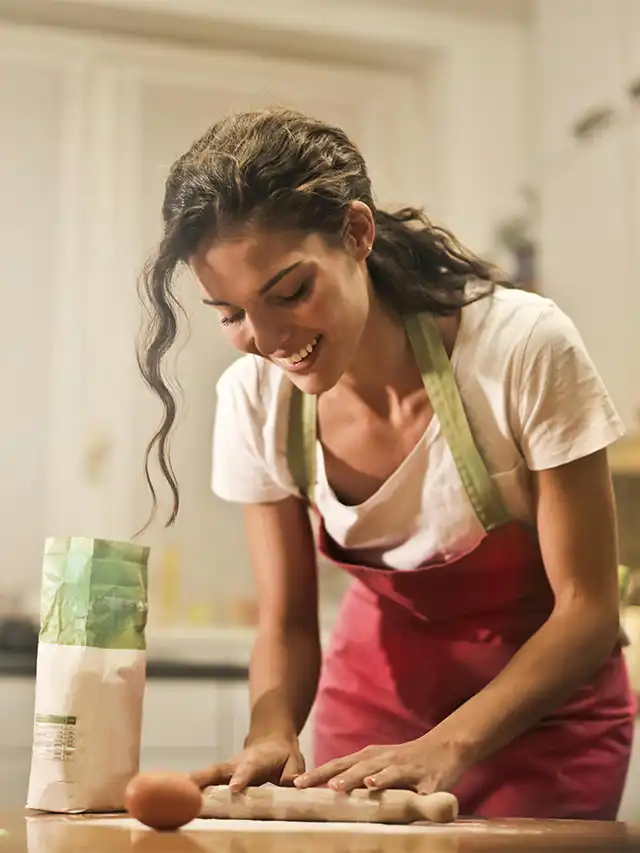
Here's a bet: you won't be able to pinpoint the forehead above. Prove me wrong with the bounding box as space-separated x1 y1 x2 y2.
191 230 306 289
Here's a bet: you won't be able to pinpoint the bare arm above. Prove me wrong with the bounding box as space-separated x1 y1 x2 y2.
437 448 622 764
243 496 322 746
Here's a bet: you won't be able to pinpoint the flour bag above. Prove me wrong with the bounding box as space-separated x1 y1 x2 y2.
26 536 149 812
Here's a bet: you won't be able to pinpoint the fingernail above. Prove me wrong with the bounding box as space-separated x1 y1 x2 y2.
364 776 377 787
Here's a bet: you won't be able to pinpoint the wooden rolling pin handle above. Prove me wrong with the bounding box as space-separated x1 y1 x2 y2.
407 790 459 823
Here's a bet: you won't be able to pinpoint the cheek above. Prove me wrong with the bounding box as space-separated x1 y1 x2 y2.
322 268 366 322
221 324 256 354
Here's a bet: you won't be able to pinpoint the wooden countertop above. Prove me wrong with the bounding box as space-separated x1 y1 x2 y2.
2 811 639 853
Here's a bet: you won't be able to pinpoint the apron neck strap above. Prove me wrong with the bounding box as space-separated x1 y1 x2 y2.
404 313 509 531
287 312 510 532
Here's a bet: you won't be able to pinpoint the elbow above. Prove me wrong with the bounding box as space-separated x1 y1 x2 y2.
552 592 620 657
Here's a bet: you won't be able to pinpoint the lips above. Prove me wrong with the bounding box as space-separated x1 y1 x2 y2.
274 335 322 372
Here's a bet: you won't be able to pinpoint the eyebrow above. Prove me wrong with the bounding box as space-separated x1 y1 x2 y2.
202 260 305 307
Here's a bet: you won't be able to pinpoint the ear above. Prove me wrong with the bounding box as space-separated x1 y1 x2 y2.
343 201 375 262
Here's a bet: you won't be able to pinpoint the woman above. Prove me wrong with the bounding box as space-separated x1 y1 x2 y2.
139 107 636 819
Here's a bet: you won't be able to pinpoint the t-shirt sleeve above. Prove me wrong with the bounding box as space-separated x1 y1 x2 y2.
514 302 625 471
211 363 292 504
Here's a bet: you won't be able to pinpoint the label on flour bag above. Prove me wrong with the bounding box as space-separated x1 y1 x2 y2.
26 537 149 813
32 715 77 761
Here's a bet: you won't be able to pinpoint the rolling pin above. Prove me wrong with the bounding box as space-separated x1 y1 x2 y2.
201 785 458 824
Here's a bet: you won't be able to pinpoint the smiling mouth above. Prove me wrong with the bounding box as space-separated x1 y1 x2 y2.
276 335 321 370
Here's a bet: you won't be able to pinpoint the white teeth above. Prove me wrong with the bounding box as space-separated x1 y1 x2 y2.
282 336 319 366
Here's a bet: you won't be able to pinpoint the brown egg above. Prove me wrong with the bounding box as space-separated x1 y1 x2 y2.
125 771 203 831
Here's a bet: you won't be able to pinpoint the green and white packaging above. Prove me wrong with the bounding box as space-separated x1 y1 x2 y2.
26 537 149 813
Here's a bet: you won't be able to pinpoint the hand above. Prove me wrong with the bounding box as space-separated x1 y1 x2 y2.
293 734 467 795
190 736 306 793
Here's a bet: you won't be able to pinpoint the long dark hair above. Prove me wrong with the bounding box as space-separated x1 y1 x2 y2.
138 106 506 526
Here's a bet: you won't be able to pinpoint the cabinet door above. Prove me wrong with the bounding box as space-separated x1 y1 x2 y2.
0 678 36 808
223 681 315 767
120 48 423 610
0 677 35 748
141 680 222 753
538 124 636 426
0 750 32 809
0 43 76 591
534 0 626 165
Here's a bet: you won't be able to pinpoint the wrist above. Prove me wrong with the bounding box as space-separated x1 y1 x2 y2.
420 719 480 771
245 720 298 749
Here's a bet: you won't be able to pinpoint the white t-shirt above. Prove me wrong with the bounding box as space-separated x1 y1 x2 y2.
211 287 624 570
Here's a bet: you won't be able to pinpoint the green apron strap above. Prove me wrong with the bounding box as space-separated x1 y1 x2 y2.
288 312 510 531
404 313 510 531
287 385 317 504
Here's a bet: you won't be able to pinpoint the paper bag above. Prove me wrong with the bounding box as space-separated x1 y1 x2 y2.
26 536 149 813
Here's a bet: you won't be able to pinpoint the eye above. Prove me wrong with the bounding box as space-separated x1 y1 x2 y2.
220 310 245 327
277 278 312 304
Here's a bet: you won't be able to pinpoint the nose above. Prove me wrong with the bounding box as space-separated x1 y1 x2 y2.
250 316 292 357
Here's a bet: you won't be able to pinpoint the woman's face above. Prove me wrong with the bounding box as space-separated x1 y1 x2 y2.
189 206 374 395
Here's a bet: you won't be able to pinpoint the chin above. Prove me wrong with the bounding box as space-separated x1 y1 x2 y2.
291 372 336 396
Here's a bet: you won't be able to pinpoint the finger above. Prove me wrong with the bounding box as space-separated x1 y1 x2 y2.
229 759 281 792
229 763 258 792
364 764 416 791
231 749 293 792
329 759 389 793
416 777 442 796
294 752 366 789
189 761 235 789
280 752 306 787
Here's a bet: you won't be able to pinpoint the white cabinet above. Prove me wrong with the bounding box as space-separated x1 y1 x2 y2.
0 677 35 808
122 47 423 608
140 680 240 773
0 45 77 597
0 674 313 805
0 677 35 748
140 679 315 775
0 20 426 604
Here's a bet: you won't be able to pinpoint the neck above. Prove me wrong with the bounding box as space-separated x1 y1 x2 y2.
337 295 419 408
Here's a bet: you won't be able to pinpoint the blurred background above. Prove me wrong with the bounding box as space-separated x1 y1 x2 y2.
0 0 639 817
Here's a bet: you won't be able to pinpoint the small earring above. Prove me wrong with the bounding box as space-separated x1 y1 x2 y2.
366 245 372 254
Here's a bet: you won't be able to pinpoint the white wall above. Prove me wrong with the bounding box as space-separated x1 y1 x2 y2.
0 2 532 619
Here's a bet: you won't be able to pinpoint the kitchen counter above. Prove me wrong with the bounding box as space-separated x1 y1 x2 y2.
1 811 638 853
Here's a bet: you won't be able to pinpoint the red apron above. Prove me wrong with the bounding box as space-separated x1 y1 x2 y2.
287 312 636 820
